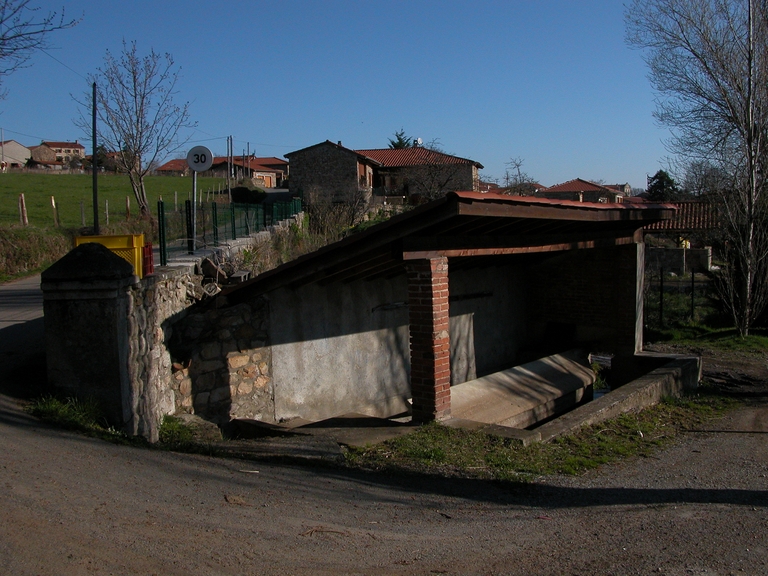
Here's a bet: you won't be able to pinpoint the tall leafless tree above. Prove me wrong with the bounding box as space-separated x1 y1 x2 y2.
76 41 195 217
626 0 768 336
0 0 78 96
502 157 538 196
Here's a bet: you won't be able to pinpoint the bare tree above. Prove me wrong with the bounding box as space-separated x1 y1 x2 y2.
401 139 479 200
303 185 369 242
502 157 538 196
0 0 78 96
76 41 195 217
626 0 768 336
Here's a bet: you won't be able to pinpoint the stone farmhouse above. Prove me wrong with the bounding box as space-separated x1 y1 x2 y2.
0 140 31 169
285 140 483 203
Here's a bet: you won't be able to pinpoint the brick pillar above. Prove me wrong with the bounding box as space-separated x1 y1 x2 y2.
407 256 451 422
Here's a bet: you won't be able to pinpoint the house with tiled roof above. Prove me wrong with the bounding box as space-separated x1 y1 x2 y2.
30 141 86 166
538 178 628 203
0 140 31 170
155 155 288 187
284 140 483 203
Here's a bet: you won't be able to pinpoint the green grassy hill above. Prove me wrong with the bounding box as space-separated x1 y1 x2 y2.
0 173 229 228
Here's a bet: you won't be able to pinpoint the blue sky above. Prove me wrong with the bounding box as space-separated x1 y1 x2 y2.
1 0 670 189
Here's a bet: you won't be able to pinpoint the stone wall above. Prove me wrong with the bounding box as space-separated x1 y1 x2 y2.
288 142 362 201
168 295 274 425
125 270 198 439
395 163 479 197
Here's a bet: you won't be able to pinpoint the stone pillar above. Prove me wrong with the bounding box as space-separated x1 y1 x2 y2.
41 243 139 434
406 256 451 422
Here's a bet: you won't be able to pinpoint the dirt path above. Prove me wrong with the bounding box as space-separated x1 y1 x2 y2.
1 391 766 576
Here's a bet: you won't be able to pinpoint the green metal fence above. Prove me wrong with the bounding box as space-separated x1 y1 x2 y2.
156 198 302 265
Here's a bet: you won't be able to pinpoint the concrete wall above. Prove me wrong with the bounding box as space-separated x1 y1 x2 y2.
44 238 648 437
449 263 528 380
268 277 412 422
43 244 196 441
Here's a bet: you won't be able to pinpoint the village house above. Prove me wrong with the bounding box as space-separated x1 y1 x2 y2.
285 140 483 204
155 156 287 188
29 141 86 166
538 178 630 203
0 140 31 170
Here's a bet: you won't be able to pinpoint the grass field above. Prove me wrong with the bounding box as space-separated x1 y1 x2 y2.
0 172 230 228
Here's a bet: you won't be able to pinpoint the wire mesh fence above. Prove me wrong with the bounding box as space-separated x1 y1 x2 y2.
156 198 302 265
643 270 719 331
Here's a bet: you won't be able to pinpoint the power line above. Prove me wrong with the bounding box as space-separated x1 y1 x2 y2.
39 48 89 83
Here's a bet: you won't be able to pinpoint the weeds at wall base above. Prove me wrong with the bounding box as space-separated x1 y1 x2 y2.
345 392 739 480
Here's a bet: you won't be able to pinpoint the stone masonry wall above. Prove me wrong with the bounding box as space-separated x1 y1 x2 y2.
125 270 199 440
288 143 360 201
168 295 273 425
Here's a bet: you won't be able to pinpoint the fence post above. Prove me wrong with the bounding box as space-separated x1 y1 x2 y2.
659 267 665 328
51 196 59 227
80 200 85 227
199 201 206 248
690 271 695 321
105 199 109 226
158 199 167 266
212 202 219 247
230 202 237 240
19 193 28 226
185 200 194 254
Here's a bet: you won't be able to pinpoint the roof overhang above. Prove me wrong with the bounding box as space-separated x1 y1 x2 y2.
223 192 675 301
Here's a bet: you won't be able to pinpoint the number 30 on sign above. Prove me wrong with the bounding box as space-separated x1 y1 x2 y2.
186 146 213 172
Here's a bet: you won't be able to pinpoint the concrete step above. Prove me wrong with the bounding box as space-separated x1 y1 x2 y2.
449 349 595 428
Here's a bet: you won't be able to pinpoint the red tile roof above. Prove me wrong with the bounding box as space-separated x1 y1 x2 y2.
156 159 188 172
541 178 611 193
156 157 286 173
644 201 719 231
42 141 85 149
355 147 483 169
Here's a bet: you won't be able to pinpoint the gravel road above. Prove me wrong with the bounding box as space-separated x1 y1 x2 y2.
1 391 766 576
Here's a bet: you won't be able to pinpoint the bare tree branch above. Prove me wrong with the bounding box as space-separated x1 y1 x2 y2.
626 0 768 335
0 0 79 95
74 41 196 216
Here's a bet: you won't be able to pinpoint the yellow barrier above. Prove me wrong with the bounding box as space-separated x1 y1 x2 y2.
74 234 145 279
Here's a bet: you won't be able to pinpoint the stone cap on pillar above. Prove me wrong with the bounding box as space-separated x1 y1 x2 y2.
42 242 138 298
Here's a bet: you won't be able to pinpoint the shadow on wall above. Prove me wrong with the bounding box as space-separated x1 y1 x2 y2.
167 296 273 426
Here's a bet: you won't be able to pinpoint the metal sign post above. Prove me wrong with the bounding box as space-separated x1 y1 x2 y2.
186 146 213 254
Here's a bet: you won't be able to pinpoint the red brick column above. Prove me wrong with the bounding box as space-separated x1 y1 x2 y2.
407 256 451 422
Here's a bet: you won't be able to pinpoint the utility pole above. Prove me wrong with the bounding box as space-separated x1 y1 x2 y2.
92 82 100 234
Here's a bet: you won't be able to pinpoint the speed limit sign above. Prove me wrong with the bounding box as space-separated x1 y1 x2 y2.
186 146 213 172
